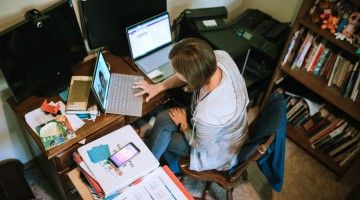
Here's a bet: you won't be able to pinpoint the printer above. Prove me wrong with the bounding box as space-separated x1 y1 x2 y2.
175 8 290 102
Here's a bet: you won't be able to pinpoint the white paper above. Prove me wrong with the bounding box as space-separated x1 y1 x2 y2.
77 125 160 198
203 19 217 27
114 167 187 200
25 101 85 133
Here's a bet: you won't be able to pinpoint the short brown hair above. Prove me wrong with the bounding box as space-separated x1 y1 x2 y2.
169 38 216 91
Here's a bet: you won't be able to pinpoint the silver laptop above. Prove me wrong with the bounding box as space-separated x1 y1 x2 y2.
126 12 174 83
91 51 143 116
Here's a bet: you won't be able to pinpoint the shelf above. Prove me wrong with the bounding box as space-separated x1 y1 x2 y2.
286 125 348 177
280 65 360 122
298 16 359 58
265 0 360 179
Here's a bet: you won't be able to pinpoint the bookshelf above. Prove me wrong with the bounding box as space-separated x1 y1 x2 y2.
262 0 360 178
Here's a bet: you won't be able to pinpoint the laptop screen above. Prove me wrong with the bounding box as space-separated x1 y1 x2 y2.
92 51 111 111
127 12 172 60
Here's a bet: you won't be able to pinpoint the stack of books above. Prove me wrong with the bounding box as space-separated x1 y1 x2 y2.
73 125 193 199
65 76 99 116
284 96 360 167
281 28 360 102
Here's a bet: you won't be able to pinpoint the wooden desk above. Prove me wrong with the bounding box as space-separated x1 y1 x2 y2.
7 52 162 199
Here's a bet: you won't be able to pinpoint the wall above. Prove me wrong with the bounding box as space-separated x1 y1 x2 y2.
0 0 300 164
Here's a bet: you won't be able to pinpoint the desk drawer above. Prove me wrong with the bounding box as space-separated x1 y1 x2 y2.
53 120 124 172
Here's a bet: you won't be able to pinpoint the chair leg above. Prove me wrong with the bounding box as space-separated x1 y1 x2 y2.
201 181 211 199
226 188 234 200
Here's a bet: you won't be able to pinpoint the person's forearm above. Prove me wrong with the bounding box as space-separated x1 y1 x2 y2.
157 74 186 91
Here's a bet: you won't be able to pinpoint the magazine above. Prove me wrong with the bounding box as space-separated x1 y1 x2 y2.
35 115 77 150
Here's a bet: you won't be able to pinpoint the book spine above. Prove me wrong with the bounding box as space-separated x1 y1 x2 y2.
350 62 360 100
339 141 360 167
329 134 360 157
309 118 344 144
282 28 304 66
307 40 326 72
292 33 313 69
342 62 359 98
287 100 304 119
311 122 348 148
320 127 356 153
73 152 104 198
328 55 342 87
305 117 331 137
322 53 337 80
313 48 330 76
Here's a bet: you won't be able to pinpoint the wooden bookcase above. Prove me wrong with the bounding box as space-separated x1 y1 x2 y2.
262 0 360 178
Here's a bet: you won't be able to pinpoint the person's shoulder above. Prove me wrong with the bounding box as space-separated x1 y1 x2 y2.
214 50 231 59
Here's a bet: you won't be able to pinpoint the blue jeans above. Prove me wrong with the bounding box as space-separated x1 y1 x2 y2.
145 110 191 173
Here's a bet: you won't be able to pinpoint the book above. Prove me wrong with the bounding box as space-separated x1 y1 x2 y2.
282 28 305 66
66 76 92 112
292 110 310 127
321 52 336 80
351 69 360 101
289 105 307 124
308 118 344 144
311 121 348 149
77 125 160 198
305 114 334 137
318 51 333 77
328 55 342 87
313 47 330 76
337 61 353 89
301 109 328 131
342 62 359 98
319 127 357 153
329 133 360 157
65 104 99 115
35 115 77 150
333 144 356 162
286 97 300 112
114 166 193 200
68 165 194 200
287 99 305 119
307 39 326 73
339 141 360 167
291 31 314 69
333 59 350 88
73 152 104 198
303 40 320 71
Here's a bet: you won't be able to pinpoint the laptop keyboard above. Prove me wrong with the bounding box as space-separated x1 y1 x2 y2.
136 45 172 73
107 74 143 116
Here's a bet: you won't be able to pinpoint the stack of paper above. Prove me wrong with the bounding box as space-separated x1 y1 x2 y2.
76 125 160 198
25 101 85 150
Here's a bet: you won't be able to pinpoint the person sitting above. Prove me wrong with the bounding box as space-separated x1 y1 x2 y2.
133 38 249 173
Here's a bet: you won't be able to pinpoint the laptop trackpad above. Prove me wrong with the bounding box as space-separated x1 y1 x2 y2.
148 63 174 83
148 69 164 80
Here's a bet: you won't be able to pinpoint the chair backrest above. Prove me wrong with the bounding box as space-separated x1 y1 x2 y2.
228 92 287 178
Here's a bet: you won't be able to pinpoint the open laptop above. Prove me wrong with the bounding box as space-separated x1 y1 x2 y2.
91 51 143 116
126 12 174 83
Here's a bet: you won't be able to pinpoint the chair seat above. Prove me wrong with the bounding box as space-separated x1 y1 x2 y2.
179 157 242 189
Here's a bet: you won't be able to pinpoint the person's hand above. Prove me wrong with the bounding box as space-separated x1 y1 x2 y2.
133 80 165 102
169 108 190 132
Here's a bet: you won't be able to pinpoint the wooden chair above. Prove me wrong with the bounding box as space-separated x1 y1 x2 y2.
179 92 286 200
